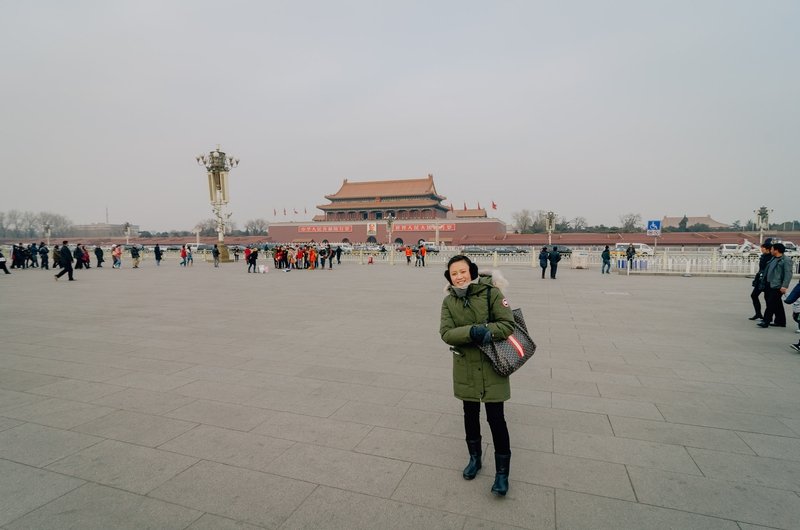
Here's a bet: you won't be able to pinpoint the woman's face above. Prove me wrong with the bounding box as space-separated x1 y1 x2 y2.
449 261 471 287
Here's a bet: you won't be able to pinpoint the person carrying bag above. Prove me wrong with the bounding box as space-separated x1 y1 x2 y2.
440 255 515 496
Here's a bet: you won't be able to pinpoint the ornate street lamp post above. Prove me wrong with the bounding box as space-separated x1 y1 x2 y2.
44 224 51 246
196 144 239 263
545 211 558 246
123 222 131 245
754 206 772 245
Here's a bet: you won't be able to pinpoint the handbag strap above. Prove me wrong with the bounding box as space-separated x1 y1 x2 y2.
486 286 493 324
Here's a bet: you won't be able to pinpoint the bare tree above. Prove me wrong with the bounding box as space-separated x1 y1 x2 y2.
0 212 6 238
510 209 533 233
244 218 269 236
225 219 238 234
195 218 217 236
571 216 588 231
619 213 643 232
38 212 73 237
21 211 39 238
530 210 549 233
6 210 21 238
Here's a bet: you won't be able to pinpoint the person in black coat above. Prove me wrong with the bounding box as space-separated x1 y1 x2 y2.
73 245 84 269
0 249 10 274
55 241 75 281
538 246 549 279
153 244 163 266
94 245 105 268
548 246 561 279
750 242 773 321
39 244 49 270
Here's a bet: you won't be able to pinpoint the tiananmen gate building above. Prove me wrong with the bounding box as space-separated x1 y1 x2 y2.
267 175 507 245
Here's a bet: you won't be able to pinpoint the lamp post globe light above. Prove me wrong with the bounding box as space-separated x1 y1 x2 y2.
196 144 240 263
754 206 772 245
545 211 558 246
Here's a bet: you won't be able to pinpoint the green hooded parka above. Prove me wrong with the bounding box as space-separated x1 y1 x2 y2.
440 272 515 402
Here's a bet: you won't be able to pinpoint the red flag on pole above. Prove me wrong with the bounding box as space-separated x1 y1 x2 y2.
304 207 307 214
283 208 286 216
294 208 298 215
492 201 497 210
478 201 482 210
449 203 454 212
463 202 467 211
273 208 276 216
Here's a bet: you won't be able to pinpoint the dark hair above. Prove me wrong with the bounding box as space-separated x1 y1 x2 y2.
605 245 609 250
444 255 479 285
553 246 558 251
762 243 772 250
773 243 786 253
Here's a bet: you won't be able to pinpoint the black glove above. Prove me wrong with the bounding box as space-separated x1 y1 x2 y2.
469 324 493 344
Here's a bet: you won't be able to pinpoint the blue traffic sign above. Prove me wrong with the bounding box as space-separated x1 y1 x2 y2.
647 220 661 231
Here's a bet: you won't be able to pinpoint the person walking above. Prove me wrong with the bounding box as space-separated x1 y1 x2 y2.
39 243 49 270
74 245 84 269
440 255 515 496
405 246 412 265
94 245 104 268
548 246 561 279
130 245 141 268
749 242 773 321
52 244 61 269
233 247 240 262
81 245 91 269
326 244 334 269
54 241 75 281
601 245 612 274
335 245 342 265
758 243 793 329
112 245 122 268
320 245 328 269
180 245 187 267
29 243 39 268
538 246 548 279
186 246 193 266
212 245 220 267
0 248 10 275
420 245 427 267
248 246 259 273
153 244 162 266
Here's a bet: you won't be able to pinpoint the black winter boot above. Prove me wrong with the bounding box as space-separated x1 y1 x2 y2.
491 453 511 496
463 438 482 480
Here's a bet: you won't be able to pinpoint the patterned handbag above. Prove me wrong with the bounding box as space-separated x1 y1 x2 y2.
479 287 536 377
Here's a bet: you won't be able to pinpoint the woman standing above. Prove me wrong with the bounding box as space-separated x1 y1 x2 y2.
186 247 193 266
153 244 163 266
538 246 548 279
440 255 515 496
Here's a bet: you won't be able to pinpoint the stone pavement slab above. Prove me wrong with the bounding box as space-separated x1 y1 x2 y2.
3 258 800 528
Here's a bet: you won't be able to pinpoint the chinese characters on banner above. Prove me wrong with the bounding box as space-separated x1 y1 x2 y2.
298 226 354 233
393 224 455 231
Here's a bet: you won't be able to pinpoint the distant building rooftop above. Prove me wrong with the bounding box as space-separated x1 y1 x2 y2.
662 215 729 229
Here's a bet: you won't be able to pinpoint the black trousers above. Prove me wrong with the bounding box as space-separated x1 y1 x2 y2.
550 263 558 279
540 265 546 278
56 263 74 280
0 262 9 274
41 258 49 270
750 286 764 318
463 401 510 455
763 287 786 327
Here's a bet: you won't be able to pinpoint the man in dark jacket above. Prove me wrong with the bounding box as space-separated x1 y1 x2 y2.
55 241 75 281
750 242 773 321
247 247 259 273
538 247 548 279
758 243 794 328
130 245 141 268
73 245 84 269
153 244 162 266
39 243 49 270
601 246 612 274
335 246 342 265
95 245 105 267
212 245 220 267
548 246 561 279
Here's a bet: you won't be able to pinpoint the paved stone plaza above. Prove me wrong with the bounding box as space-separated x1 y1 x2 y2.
1 258 800 529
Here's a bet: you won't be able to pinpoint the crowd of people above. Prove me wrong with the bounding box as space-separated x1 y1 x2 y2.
236 244 343 272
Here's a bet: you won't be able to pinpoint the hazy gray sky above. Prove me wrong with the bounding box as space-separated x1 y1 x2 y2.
1 1 797 231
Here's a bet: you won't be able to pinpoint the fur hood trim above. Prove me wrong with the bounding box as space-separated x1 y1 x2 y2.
443 268 509 294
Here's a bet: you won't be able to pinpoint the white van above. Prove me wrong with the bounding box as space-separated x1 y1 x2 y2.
612 243 654 256
718 244 739 257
